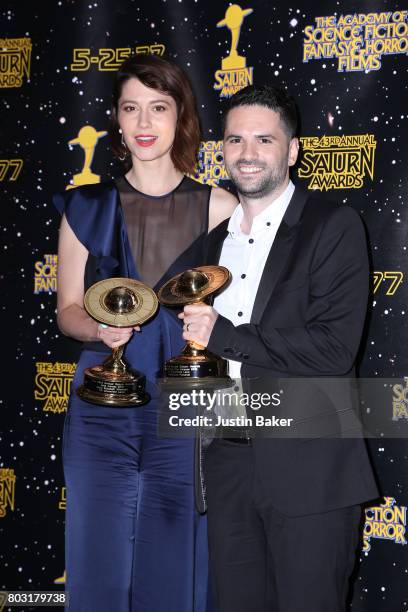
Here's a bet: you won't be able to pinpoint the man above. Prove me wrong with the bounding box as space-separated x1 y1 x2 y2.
179 85 379 612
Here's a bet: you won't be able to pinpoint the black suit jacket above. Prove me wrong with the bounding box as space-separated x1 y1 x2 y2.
203 187 379 516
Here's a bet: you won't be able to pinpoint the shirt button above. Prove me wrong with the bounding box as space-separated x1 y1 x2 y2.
238 311 243 317
266 222 271 226
248 238 254 244
241 273 246 279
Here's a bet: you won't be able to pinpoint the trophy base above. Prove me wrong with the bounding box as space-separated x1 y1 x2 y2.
77 362 149 407
221 53 246 70
66 171 101 190
161 377 233 390
162 344 233 389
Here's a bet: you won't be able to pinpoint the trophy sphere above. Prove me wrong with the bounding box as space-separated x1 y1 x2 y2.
174 270 209 298
158 266 231 306
83 277 158 327
103 286 138 314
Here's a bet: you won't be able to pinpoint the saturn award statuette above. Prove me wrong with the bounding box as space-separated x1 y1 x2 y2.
158 266 232 386
77 278 158 406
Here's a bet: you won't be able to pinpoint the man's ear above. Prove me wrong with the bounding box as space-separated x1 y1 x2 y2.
288 137 299 167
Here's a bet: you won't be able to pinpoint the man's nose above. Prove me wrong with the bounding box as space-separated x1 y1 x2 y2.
240 140 258 159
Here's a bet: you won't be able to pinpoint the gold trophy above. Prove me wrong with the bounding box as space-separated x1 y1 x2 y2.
158 266 231 386
77 278 158 406
66 125 107 190
217 5 253 70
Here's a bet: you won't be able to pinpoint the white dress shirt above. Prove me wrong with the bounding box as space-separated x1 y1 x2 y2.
213 180 295 379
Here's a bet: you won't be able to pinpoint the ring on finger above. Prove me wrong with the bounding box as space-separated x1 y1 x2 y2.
186 323 190 332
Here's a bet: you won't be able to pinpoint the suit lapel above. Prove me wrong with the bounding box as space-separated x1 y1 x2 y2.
251 188 309 324
205 220 229 265
250 222 296 323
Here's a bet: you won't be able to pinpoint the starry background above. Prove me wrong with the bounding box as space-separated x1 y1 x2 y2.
0 0 407 610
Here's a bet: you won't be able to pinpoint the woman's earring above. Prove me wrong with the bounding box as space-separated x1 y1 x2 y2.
118 129 129 161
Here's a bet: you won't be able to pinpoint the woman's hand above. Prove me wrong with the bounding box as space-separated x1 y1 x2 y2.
96 324 141 349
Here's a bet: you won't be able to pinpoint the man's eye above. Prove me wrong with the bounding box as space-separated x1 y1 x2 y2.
260 138 272 144
229 138 241 143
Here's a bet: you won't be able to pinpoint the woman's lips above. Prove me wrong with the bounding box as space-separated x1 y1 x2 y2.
134 135 157 148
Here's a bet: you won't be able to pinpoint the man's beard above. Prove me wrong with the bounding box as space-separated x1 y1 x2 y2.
226 159 288 199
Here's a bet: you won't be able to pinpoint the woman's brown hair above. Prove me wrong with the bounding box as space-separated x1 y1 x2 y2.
108 54 201 174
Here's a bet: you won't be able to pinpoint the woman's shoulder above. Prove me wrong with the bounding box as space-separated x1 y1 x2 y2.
53 179 122 261
209 184 237 205
208 185 238 230
53 179 118 215
179 175 211 193
54 179 116 201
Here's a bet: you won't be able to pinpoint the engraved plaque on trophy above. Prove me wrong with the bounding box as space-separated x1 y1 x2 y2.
158 266 232 387
77 278 158 406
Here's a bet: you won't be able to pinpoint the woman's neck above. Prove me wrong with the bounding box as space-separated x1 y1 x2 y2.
126 157 184 196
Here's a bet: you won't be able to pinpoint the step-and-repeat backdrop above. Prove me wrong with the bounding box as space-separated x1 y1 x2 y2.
1 0 407 610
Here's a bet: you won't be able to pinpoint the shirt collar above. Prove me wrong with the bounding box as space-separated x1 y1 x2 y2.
228 180 295 238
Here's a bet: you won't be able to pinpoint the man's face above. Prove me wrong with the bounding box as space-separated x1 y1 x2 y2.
223 105 299 199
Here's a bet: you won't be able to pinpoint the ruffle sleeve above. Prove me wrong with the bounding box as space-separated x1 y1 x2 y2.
53 181 131 279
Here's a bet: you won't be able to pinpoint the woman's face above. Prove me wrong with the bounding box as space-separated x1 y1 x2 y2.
117 77 178 164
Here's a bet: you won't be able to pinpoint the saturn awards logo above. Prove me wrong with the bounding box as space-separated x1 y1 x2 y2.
298 134 376 190
34 362 76 413
214 5 254 98
0 37 32 88
66 125 107 190
0 468 16 518
363 497 407 553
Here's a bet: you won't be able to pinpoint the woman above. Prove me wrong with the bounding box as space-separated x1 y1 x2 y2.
55 54 237 612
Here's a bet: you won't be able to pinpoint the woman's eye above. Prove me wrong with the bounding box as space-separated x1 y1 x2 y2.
153 105 166 112
123 105 136 112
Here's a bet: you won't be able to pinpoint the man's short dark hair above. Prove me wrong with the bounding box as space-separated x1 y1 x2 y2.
223 85 299 139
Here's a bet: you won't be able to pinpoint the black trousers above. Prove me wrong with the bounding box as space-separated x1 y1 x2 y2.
204 439 362 612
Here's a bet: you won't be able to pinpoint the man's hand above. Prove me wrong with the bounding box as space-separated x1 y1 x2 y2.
97 323 140 349
178 304 219 347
